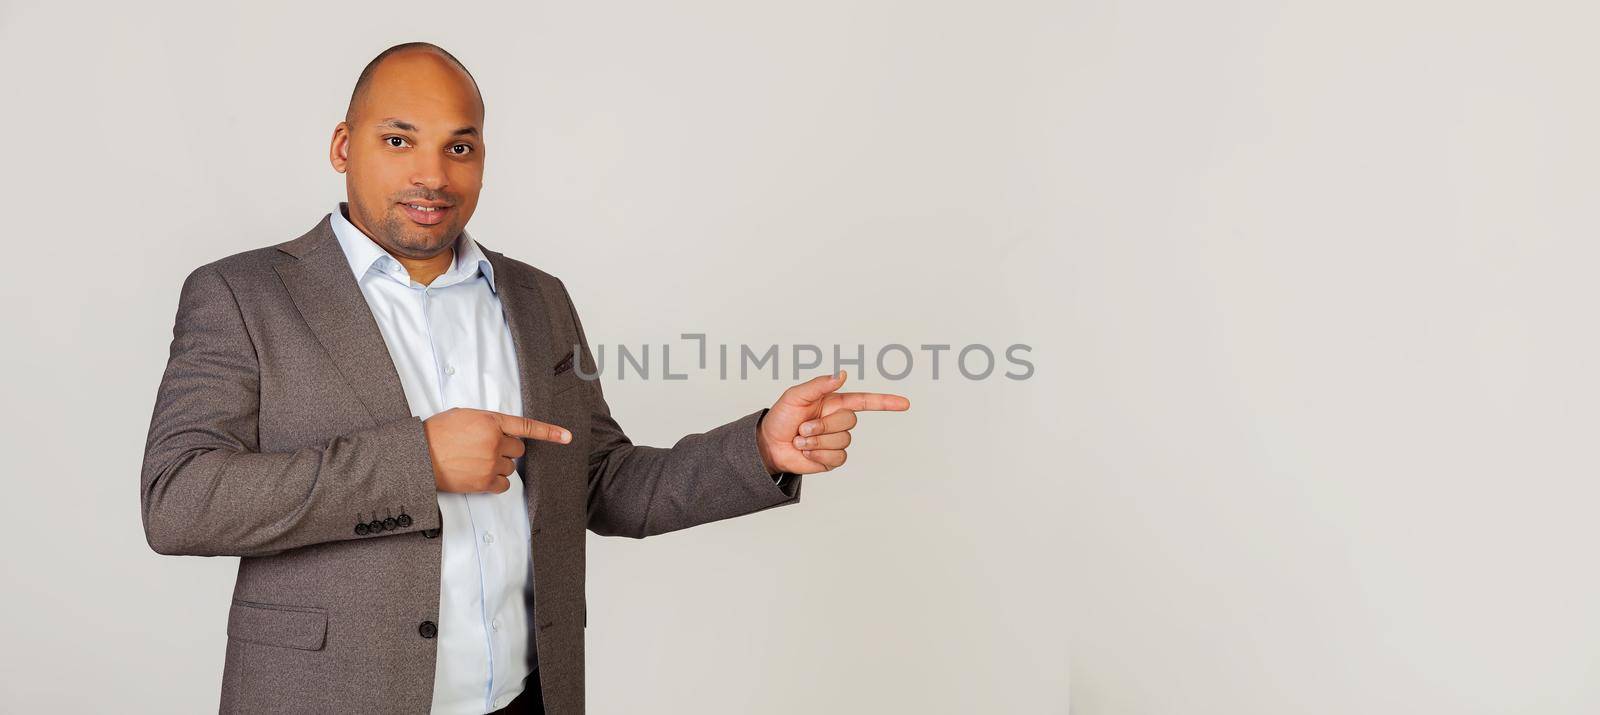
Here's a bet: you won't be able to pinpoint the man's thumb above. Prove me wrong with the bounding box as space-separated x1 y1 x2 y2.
790 370 848 402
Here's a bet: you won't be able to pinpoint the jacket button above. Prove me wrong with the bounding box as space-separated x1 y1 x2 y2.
368 519 386 533
355 523 370 536
383 516 398 530
422 528 441 539
397 513 413 528
419 620 438 639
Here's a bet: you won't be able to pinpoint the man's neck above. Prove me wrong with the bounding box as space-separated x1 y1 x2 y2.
391 249 454 287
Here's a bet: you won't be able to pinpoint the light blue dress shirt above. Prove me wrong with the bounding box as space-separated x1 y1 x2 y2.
330 202 535 714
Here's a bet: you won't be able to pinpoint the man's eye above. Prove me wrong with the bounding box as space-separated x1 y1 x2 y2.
449 144 473 156
386 136 408 148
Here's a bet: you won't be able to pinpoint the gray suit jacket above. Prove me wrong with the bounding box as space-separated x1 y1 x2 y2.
140 214 803 713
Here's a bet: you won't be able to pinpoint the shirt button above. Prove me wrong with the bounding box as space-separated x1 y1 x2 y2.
492 618 501 632
482 532 494 544
446 365 457 376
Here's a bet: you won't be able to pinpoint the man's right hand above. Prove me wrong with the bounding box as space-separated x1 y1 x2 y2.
423 407 572 494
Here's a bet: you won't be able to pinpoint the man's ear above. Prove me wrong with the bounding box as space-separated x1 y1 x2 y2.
329 122 350 173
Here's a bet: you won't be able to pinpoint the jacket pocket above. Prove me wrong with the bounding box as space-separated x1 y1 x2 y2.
227 599 328 651
551 365 585 396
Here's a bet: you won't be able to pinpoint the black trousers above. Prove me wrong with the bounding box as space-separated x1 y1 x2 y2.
488 670 545 715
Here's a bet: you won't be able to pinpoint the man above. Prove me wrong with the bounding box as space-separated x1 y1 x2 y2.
140 42 909 714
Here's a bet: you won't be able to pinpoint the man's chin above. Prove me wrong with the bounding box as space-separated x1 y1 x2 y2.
377 227 455 258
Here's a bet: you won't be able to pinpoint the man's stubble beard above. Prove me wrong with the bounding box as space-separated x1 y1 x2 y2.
356 200 461 260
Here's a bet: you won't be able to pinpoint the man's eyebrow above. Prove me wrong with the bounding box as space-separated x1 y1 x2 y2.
375 118 480 138
376 118 417 132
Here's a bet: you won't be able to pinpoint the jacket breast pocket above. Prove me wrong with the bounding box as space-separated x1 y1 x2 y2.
551 363 585 396
227 599 328 651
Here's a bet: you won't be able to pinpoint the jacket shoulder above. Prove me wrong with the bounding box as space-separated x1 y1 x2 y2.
493 253 571 300
179 244 294 294
184 213 329 285
202 244 293 274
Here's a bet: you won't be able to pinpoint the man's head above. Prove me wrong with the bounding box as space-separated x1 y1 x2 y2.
330 42 485 259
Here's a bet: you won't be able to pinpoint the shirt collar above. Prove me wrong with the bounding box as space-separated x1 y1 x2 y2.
328 201 497 294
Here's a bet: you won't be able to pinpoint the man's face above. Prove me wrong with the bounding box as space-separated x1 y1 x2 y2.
330 52 485 258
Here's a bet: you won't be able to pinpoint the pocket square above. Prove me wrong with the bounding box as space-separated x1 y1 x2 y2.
552 350 574 375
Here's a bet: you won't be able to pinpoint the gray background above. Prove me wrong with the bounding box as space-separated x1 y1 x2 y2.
2 0 1595 713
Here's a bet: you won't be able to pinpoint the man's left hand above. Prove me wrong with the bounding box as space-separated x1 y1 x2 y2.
756 370 910 475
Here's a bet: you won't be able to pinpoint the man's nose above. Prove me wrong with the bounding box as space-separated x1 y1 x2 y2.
410 151 449 191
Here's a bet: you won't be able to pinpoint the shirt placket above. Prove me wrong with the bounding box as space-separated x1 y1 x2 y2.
425 277 509 712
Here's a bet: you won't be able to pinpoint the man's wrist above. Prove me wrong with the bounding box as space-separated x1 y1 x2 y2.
756 407 789 479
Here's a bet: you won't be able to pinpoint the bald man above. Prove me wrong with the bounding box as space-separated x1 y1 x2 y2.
140 42 908 715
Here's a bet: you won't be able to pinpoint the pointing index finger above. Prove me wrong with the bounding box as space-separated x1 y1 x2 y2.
825 392 911 413
493 412 572 444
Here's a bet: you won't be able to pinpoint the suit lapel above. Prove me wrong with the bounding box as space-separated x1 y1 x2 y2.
483 246 555 524
274 215 413 424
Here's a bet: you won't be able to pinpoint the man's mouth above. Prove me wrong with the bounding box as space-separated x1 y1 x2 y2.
399 202 451 226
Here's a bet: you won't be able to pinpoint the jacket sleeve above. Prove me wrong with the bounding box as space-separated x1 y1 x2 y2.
552 281 803 539
140 264 443 558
